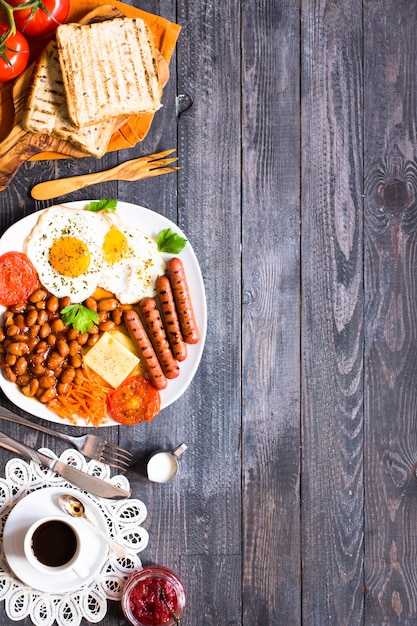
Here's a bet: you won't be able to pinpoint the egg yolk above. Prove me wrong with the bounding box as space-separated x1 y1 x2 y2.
102 226 129 264
49 236 91 277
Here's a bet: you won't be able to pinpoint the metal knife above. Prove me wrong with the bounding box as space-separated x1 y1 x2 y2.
0 431 130 499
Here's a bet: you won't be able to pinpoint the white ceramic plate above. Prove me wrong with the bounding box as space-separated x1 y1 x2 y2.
0 201 207 427
3 486 108 592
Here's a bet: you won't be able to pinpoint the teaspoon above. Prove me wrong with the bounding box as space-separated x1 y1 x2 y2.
58 494 127 558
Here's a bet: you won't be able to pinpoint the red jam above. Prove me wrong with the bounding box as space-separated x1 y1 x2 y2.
122 566 185 626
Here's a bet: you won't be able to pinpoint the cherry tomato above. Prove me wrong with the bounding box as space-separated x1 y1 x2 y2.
0 251 39 306
107 375 161 425
9 0 70 37
0 24 29 81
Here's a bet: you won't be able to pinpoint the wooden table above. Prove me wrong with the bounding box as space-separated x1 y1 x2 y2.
0 0 416 624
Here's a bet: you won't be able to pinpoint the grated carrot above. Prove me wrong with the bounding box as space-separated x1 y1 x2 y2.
47 365 113 427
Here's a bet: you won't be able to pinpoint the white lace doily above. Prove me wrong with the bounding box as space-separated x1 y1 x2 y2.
0 447 148 626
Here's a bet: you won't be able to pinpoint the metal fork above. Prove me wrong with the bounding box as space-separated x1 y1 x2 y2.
0 406 132 470
30 149 180 200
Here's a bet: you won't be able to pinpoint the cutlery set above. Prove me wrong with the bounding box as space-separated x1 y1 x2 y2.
0 404 132 499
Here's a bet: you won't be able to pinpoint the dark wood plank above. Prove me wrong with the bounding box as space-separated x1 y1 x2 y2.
301 1 364 624
241 1 301 624
163 0 242 622
364 1 417 623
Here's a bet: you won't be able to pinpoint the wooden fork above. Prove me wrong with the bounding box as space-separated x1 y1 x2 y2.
30 149 179 200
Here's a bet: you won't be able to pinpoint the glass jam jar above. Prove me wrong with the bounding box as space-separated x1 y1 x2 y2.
122 565 186 626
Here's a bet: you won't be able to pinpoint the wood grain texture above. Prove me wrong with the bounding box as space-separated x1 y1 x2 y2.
3 1 417 625
364 1 417 623
241 1 301 624
301 1 364 624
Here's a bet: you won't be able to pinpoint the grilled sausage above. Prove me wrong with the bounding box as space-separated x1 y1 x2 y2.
139 297 180 379
167 257 200 344
156 275 187 362
123 309 167 390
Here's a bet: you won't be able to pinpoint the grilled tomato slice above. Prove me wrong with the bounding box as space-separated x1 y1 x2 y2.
107 375 161 425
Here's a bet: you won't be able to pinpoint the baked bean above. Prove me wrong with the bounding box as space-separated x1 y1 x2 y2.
46 352 65 370
57 382 70 395
54 366 63 378
14 356 27 375
10 302 26 313
29 354 44 366
67 328 80 341
35 386 43 398
16 374 30 387
27 337 39 351
87 334 99 347
34 340 48 355
15 314 26 330
85 297 97 311
39 322 51 338
8 342 29 356
0 327 4 342
60 367 75 384
28 324 41 337
39 387 56 403
47 334 56 348
88 324 99 335
3 365 16 382
46 295 59 312
68 340 81 356
47 311 59 322
37 310 48 325
5 354 16 366
77 333 89 345
6 325 18 337
14 334 29 342
51 319 66 333
39 374 56 388
25 309 38 326
31 363 45 376
98 310 108 323
35 300 46 310
99 320 116 332
30 288 47 303
97 298 118 312
22 379 39 397
111 308 123 326
69 354 82 368
56 339 70 358
59 296 71 309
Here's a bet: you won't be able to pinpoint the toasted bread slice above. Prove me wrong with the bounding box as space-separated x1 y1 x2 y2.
56 17 162 127
22 41 115 158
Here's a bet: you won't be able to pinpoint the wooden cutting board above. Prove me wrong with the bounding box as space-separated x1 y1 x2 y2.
0 5 170 191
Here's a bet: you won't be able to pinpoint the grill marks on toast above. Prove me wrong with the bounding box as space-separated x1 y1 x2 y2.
22 41 115 157
56 18 162 128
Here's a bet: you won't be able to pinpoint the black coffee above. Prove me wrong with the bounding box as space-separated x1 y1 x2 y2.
31 520 77 567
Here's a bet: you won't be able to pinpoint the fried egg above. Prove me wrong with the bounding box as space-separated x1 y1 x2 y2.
99 213 166 304
25 207 111 303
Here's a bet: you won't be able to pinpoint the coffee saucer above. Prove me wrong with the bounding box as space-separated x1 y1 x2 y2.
3 486 109 593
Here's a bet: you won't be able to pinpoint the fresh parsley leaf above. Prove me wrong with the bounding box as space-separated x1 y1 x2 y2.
61 304 99 333
85 199 118 212
157 228 187 254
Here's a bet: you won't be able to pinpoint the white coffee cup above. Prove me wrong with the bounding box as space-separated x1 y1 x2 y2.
24 515 90 579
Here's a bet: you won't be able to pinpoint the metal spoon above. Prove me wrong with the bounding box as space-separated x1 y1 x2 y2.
58 494 127 558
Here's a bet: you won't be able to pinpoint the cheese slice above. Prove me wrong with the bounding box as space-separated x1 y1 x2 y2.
84 331 140 388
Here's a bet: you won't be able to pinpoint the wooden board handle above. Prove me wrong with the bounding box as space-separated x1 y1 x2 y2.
0 125 54 191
